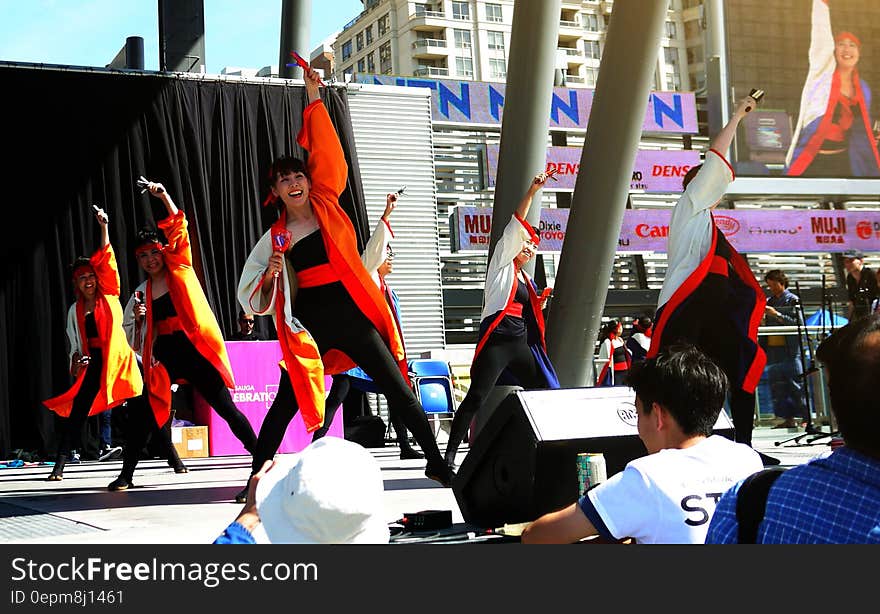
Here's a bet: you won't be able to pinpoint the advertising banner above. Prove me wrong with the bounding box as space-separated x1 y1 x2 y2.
485 145 700 193
451 206 880 253
726 0 880 178
355 74 698 134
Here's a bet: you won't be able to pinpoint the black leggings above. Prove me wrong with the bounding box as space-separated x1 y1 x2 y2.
445 332 545 461
253 312 442 473
55 352 105 459
118 392 181 480
154 332 257 452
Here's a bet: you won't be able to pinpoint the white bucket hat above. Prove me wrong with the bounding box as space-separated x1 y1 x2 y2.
252 437 389 544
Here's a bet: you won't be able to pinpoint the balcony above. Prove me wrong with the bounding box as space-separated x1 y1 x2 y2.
558 47 584 58
414 65 450 77
409 9 447 32
558 19 582 42
412 38 449 58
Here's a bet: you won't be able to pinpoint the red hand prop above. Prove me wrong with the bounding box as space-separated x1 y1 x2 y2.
271 228 293 278
288 51 325 86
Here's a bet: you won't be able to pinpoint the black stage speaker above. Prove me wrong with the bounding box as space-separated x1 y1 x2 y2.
453 387 735 528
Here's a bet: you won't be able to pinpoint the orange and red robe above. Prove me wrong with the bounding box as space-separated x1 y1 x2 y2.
239 99 405 433
45 244 143 417
123 211 234 427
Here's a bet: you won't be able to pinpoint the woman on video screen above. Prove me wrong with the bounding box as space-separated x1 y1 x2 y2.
786 0 880 177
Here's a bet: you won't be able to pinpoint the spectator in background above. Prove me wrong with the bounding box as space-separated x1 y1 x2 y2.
596 320 630 387
214 437 389 544
762 270 807 429
625 315 653 365
521 345 763 544
230 310 265 341
843 249 878 321
707 314 880 544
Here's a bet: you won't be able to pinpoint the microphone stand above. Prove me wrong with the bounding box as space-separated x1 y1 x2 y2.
775 279 837 447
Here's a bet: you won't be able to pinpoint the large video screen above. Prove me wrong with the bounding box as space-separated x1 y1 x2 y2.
726 0 880 178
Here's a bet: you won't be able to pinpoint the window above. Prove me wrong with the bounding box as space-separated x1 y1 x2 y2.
584 67 599 87
367 52 376 73
357 58 366 72
379 41 392 73
665 70 681 91
343 65 354 78
583 39 600 60
453 29 472 49
378 13 390 36
456 56 474 77
365 25 373 45
663 47 679 69
414 3 431 16
665 20 677 39
489 58 506 79
686 46 703 65
342 40 352 61
583 14 599 31
486 3 502 22
684 20 701 40
487 31 504 51
356 32 364 51
452 1 470 21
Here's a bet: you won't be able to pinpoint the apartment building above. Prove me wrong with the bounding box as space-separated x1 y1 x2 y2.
334 1 690 91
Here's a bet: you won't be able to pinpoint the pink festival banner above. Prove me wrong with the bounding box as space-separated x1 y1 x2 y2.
194 341 342 456
452 207 880 254
486 145 700 193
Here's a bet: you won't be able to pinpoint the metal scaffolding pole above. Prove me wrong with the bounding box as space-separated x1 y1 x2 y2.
279 0 312 79
487 0 563 276
545 0 667 387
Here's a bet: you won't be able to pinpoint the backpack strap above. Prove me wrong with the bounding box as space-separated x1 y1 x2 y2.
735 468 786 543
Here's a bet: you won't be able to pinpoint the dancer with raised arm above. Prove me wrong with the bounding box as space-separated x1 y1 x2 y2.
649 94 772 461
443 172 560 469
109 181 257 491
238 66 453 502
44 206 143 481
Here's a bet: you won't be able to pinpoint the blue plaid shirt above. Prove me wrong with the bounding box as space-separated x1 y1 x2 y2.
706 447 880 543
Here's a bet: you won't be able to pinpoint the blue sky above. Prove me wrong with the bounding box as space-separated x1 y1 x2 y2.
0 0 365 73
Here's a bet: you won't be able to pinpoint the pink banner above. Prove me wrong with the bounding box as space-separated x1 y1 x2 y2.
194 341 342 456
452 207 880 254
485 145 700 193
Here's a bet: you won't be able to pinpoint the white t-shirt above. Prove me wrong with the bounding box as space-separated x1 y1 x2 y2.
581 435 763 544
656 149 734 309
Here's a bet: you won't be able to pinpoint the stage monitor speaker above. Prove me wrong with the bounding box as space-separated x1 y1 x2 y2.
452 387 735 528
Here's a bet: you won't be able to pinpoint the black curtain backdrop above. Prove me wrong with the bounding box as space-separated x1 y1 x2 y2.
0 65 369 458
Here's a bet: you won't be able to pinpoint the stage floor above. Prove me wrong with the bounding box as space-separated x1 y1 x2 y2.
0 425 829 544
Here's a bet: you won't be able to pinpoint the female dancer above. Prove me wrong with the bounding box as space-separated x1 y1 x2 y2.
443 172 560 468
44 206 143 480
596 319 630 387
238 66 453 501
109 181 257 491
313 192 423 460
786 0 880 177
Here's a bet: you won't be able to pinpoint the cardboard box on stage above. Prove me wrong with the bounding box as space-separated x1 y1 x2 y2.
171 426 209 459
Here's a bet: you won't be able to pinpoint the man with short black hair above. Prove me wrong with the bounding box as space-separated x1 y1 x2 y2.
521 345 763 544
707 314 880 543
230 310 265 341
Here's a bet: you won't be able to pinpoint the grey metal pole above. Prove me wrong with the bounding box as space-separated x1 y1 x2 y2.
704 0 731 156
487 0 563 277
545 0 667 387
279 0 312 79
